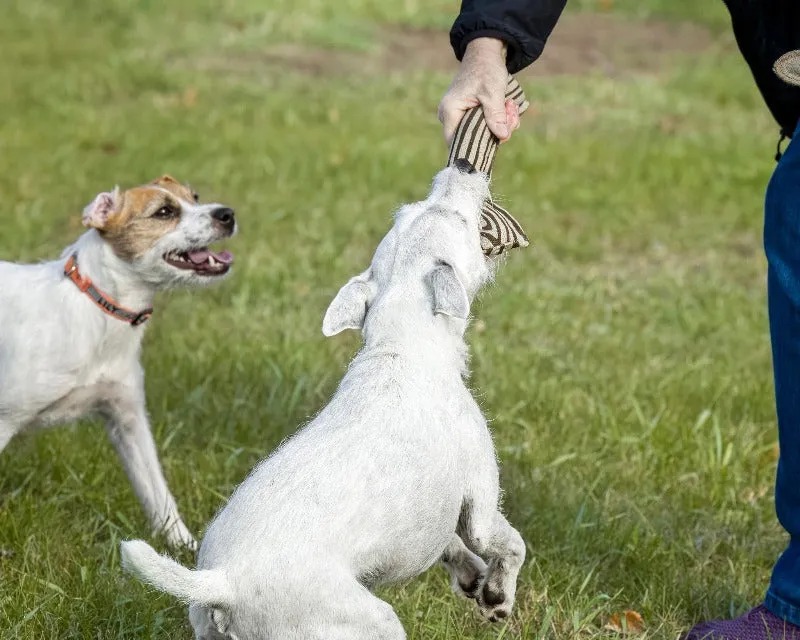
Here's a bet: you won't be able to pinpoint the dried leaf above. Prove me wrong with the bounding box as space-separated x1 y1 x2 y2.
100 141 119 155
604 610 644 635
183 87 198 108
742 485 770 504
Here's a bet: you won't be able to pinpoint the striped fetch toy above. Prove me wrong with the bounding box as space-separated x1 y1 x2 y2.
447 76 530 256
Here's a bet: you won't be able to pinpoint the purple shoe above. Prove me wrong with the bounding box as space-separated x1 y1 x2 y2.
685 605 800 640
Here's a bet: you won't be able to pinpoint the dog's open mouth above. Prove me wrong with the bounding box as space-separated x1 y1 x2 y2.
163 248 233 276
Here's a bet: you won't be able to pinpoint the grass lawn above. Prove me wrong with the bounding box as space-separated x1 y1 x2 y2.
0 0 786 638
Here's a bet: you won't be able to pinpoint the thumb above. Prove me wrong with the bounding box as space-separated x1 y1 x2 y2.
482 99 510 141
478 85 511 141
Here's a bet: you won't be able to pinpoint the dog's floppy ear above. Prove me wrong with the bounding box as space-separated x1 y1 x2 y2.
82 187 121 230
323 270 375 337
429 262 469 320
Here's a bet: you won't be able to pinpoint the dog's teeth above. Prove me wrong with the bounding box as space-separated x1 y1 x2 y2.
208 256 217 266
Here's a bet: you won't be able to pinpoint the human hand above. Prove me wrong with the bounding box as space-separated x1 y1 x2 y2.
438 38 521 146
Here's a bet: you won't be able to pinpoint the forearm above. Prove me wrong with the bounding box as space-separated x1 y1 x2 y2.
450 0 568 73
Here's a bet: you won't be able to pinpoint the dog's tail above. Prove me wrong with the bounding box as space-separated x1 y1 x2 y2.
120 540 233 607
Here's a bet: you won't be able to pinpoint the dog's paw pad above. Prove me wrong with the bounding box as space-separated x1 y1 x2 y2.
477 584 514 622
481 601 513 623
486 607 510 623
481 586 507 607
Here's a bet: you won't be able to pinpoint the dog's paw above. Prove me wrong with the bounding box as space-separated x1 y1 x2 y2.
162 521 198 551
443 543 487 601
476 571 515 622
477 584 513 622
451 569 486 600
180 535 199 552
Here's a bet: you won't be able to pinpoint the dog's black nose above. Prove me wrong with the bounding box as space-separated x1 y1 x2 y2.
211 207 235 229
453 159 477 175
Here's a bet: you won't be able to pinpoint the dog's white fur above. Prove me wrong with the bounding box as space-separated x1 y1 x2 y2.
0 180 236 549
121 166 525 639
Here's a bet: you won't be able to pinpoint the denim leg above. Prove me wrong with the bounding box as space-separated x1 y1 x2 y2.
764 123 800 626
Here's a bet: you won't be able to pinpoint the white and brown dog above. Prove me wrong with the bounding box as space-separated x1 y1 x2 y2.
0 176 237 549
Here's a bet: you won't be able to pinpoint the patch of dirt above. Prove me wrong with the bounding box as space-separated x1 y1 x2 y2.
525 12 714 77
179 13 716 80
183 29 450 79
377 13 716 77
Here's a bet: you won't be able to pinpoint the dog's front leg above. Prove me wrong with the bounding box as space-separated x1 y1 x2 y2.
101 389 196 550
459 458 526 623
459 504 525 622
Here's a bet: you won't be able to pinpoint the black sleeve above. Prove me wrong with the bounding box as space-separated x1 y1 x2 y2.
450 0 568 74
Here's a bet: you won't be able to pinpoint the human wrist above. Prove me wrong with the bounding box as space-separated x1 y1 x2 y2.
463 37 507 63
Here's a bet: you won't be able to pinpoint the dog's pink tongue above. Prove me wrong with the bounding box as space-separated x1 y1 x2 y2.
187 249 210 264
186 248 234 265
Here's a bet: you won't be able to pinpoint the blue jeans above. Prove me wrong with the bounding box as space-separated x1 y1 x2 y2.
764 119 800 626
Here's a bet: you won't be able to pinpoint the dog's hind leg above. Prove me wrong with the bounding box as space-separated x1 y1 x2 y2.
101 385 196 550
312 577 406 640
0 420 17 456
440 533 487 599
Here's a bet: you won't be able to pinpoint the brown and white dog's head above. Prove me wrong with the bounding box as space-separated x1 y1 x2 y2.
82 175 237 288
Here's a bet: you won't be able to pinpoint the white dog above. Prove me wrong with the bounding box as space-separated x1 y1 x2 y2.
0 175 237 549
121 161 525 639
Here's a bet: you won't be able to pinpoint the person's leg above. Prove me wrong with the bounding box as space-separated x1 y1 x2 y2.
763 119 800 628
684 124 800 639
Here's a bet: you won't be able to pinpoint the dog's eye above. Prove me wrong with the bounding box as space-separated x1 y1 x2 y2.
152 204 179 219
192 192 199 203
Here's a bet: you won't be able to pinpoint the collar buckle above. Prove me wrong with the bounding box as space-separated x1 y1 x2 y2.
130 310 152 327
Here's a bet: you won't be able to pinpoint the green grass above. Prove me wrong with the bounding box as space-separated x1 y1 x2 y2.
0 0 785 638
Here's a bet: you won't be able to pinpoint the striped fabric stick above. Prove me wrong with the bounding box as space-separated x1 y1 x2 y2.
447 76 530 256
